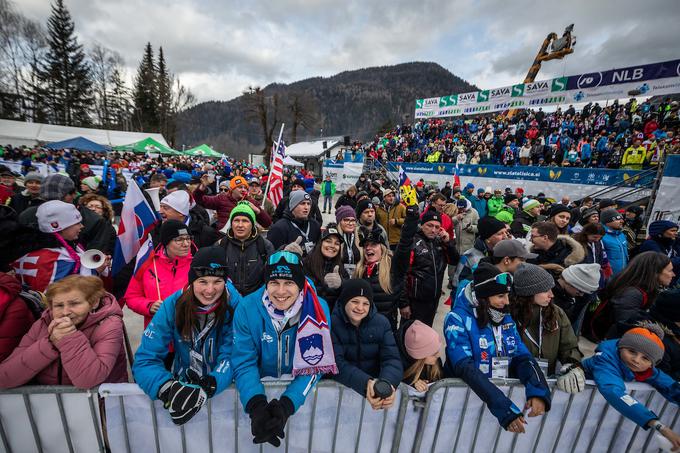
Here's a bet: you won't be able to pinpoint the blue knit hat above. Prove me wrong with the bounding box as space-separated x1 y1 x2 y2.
648 220 678 238
464 182 474 191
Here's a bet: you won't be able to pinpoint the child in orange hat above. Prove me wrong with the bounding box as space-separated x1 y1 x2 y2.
581 324 680 449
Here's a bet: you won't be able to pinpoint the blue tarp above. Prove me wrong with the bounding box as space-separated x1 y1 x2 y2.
45 136 110 152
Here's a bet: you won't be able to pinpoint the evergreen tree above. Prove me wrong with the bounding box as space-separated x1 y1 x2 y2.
34 0 93 126
132 42 158 132
156 46 172 137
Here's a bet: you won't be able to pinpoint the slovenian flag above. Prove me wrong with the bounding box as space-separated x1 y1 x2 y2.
398 166 411 187
112 181 160 275
454 163 461 188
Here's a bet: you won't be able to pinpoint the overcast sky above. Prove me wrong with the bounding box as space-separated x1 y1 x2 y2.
18 0 680 103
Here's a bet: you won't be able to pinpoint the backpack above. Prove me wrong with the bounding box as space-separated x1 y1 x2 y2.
20 288 46 320
221 235 268 263
584 287 647 342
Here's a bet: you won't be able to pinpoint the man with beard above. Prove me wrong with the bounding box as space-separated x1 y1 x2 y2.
267 191 321 257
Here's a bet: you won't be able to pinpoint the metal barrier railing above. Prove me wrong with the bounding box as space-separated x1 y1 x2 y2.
1 379 678 453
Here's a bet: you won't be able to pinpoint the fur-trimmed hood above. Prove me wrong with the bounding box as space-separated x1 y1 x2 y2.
529 234 586 273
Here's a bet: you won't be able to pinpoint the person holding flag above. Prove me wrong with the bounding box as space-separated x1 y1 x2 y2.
124 220 193 330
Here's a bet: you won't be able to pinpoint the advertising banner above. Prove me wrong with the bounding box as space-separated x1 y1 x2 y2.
647 155 680 227
415 59 680 118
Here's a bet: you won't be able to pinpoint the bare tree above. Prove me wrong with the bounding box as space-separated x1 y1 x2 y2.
288 91 318 143
90 43 122 128
243 86 281 163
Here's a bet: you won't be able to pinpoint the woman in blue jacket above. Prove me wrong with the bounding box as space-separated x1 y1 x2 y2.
443 262 551 433
331 279 403 410
232 250 336 447
582 324 680 449
133 246 240 425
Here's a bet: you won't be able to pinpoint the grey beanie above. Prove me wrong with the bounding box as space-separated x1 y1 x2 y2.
600 208 622 225
289 190 311 211
618 323 665 365
513 263 555 296
561 263 601 294
24 171 44 184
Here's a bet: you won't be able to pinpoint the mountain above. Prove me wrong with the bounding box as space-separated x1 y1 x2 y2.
176 62 477 159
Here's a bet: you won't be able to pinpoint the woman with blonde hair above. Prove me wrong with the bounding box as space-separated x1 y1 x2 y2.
79 193 114 222
0 275 128 388
396 319 443 392
355 204 419 330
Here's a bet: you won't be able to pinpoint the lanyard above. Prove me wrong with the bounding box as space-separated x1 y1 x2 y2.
492 325 505 356
292 222 310 242
193 317 216 351
345 233 355 263
524 310 543 357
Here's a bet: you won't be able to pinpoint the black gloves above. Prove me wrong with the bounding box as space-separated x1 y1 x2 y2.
186 369 217 398
158 379 207 425
246 395 295 447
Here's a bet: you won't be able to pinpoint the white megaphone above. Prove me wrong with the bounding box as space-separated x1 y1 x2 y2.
145 187 161 212
80 249 106 269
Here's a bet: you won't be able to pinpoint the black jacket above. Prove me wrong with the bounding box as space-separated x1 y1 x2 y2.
218 233 274 296
335 194 357 210
510 211 536 238
304 258 349 313
360 205 419 328
8 192 41 216
266 212 321 255
528 235 585 273
330 299 403 396
404 231 459 307
273 194 323 224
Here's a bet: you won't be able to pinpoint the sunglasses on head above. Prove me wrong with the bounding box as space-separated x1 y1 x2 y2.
475 272 513 288
268 250 300 266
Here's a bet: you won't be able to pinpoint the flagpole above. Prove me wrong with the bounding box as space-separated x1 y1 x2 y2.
262 123 285 209
152 255 162 302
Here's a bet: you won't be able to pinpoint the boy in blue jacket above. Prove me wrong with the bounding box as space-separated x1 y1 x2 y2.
232 250 336 447
444 262 551 433
582 324 680 449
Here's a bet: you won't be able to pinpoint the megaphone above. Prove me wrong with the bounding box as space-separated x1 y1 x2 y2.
81 249 106 269
145 187 161 212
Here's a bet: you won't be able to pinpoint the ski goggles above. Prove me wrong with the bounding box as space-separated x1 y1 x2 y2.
268 250 301 266
474 272 513 288
192 265 227 279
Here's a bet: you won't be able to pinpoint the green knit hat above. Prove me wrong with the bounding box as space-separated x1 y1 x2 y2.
230 201 256 225
495 210 513 224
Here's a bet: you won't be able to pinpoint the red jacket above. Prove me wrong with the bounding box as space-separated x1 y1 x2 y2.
0 273 34 362
124 247 191 328
193 188 272 230
0 292 128 388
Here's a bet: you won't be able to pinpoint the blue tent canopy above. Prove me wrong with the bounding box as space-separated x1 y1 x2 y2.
45 136 110 152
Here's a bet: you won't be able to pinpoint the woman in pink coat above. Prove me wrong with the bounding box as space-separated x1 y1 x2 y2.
0 275 128 388
124 220 193 328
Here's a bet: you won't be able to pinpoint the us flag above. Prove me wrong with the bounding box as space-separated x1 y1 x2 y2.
267 140 286 206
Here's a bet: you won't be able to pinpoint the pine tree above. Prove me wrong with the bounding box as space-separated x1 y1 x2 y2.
35 0 93 126
132 42 158 132
156 46 172 138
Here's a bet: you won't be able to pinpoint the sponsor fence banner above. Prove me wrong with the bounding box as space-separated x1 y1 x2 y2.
415 58 680 118
647 154 680 227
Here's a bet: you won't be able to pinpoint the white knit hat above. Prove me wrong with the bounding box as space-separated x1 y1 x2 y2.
37 200 82 233
160 190 195 217
562 263 601 294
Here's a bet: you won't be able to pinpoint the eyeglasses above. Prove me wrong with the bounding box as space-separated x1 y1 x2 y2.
172 235 193 244
268 250 300 265
530 234 546 240
475 272 513 288
341 218 357 224
220 188 229 192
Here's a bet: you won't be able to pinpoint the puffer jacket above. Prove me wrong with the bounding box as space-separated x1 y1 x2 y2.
193 188 271 230
232 282 330 413
133 284 241 400
601 226 628 275
516 305 582 375
0 292 128 388
582 340 680 428
218 232 275 296
443 283 551 428
360 205 419 329
529 234 586 275
510 211 537 238
487 196 504 218
124 247 192 328
452 207 479 254
0 273 34 362
469 195 488 219
330 295 403 396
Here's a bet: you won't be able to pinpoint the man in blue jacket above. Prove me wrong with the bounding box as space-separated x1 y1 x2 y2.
232 250 333 447
600 209 628 275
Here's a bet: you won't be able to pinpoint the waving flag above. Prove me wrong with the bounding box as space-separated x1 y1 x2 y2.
112 181 160 275
454 163 461 188
398 165 411 187
12 247 93 292
267 140 286 207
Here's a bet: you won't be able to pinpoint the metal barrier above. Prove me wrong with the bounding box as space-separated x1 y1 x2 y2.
0 386 104 453
2 379 678 452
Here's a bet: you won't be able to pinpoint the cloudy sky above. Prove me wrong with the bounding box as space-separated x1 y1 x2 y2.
18 0 680 103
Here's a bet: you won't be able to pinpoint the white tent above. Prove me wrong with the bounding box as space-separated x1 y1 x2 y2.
284 139 340 158
0 119 169 147
283 155 304 166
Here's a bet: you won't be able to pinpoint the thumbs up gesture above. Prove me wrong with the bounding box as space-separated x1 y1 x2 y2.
324 265 342 289
284 236 304 256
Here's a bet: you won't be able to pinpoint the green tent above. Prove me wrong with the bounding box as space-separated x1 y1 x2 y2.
113 137 180 155
183 144 223 158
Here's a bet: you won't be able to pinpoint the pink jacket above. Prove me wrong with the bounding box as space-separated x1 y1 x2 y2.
0 292 128 389
124 248 192 327
0 273 34 362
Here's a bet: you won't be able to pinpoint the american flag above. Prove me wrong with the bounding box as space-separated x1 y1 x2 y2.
267 140 286 207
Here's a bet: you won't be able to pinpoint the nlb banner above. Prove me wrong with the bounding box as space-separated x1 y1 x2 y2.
415 58 680 118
